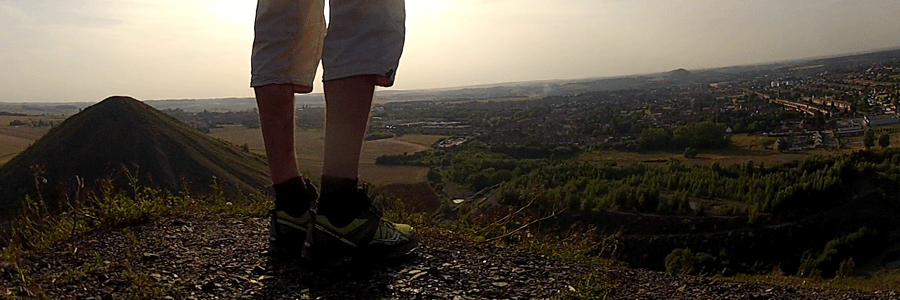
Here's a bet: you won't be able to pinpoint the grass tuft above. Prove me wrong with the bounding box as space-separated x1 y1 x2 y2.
554 270 617 300
727 269 900 293
0 178 272 275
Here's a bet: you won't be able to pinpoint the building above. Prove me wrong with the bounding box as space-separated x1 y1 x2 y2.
865 114 900 127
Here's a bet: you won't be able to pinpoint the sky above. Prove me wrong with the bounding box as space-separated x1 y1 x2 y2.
1 0 899 103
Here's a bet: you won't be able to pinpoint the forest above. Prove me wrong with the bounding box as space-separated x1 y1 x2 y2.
380 143 899 215
378 143 900 276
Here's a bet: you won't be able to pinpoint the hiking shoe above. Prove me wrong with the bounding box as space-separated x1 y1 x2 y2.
269 209 313 255
302 187 419 264
269 176 318 256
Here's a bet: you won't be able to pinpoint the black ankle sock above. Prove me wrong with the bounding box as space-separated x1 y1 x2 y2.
273 176 316 217
318 175 367 227
319 175 359 196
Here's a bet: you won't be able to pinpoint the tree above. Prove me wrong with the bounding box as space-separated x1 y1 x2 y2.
639 128 672 150
813 112 825 129
878 133 891 149
683 147 699 158
672 122 730 150
864 129 876 149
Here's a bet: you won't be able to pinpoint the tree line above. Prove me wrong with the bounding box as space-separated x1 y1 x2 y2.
378 145 900 219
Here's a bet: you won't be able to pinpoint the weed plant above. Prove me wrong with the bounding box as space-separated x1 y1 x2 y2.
1 173 271 298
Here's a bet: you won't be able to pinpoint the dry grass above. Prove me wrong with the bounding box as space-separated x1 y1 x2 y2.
0 116 68 126
208 126 443 186
393 134 448 147
0 116 66 163
0 127 49 163
730 133 776 150
727 269 900 293
208 124 267 154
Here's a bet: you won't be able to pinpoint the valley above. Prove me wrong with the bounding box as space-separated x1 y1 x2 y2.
1 49 899 285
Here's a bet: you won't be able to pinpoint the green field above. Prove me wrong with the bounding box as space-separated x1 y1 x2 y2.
577 149 817 167
208 125 446 186
578 133 893 168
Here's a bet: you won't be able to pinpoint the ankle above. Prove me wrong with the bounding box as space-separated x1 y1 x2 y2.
318 175 368 227
319 175 358 195
273 176 317 217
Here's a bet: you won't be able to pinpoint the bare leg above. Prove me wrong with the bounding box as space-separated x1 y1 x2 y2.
254 84 302 184
322 75 376 180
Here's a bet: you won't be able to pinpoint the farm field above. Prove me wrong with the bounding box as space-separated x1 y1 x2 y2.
578 132 898 168
578 148 819 167
3 118 896 184
209 125 446 186
0 116 67 163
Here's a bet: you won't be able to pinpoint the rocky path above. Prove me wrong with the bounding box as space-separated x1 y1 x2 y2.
3 216 897 299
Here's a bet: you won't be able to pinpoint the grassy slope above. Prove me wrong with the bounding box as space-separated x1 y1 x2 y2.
0 97 270 217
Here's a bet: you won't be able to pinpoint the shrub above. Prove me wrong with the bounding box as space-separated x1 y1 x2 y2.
665 248 716 275
683 147 699 158
836 258 856 278
796 227 876 278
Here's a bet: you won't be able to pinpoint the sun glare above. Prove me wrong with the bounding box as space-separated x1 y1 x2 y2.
208 1 256 25
406 1 442 18
205 1 438 25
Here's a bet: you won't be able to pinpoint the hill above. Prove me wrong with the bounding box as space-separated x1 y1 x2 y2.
664 68 696 81
0 96 270 217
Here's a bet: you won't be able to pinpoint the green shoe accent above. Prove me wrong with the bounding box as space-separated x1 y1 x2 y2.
269 209 312 255
370 222 416 246
301 188 420 264
275 210 311 230
268 176 318 257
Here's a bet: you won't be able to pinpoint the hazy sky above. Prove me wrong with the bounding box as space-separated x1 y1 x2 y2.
2 0 899 103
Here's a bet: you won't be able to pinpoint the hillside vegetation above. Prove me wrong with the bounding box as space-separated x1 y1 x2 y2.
378 143 900 278
0 96 270 218
1 168 899 299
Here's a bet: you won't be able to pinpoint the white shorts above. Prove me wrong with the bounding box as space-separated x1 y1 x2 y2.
250 0 405 89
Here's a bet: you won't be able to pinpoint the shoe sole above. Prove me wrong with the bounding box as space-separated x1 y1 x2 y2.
267 211 309 257
301 211 420 265
269 210 420 264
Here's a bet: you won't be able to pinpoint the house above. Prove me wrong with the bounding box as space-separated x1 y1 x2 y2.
865 114 900 127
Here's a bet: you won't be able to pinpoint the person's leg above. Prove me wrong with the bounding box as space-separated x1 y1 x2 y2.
314 75 374 227
251 0 324 217
307 74 418 263
300 0 417 262
255 84 301 185
255 84 319 226
322 75 376 180
251 0 325 254
251 0 324 185
316 0 404 199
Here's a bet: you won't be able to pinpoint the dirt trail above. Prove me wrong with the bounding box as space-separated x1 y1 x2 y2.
2 216 897 299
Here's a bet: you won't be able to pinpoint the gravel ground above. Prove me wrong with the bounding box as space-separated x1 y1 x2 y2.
2 216 897 299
